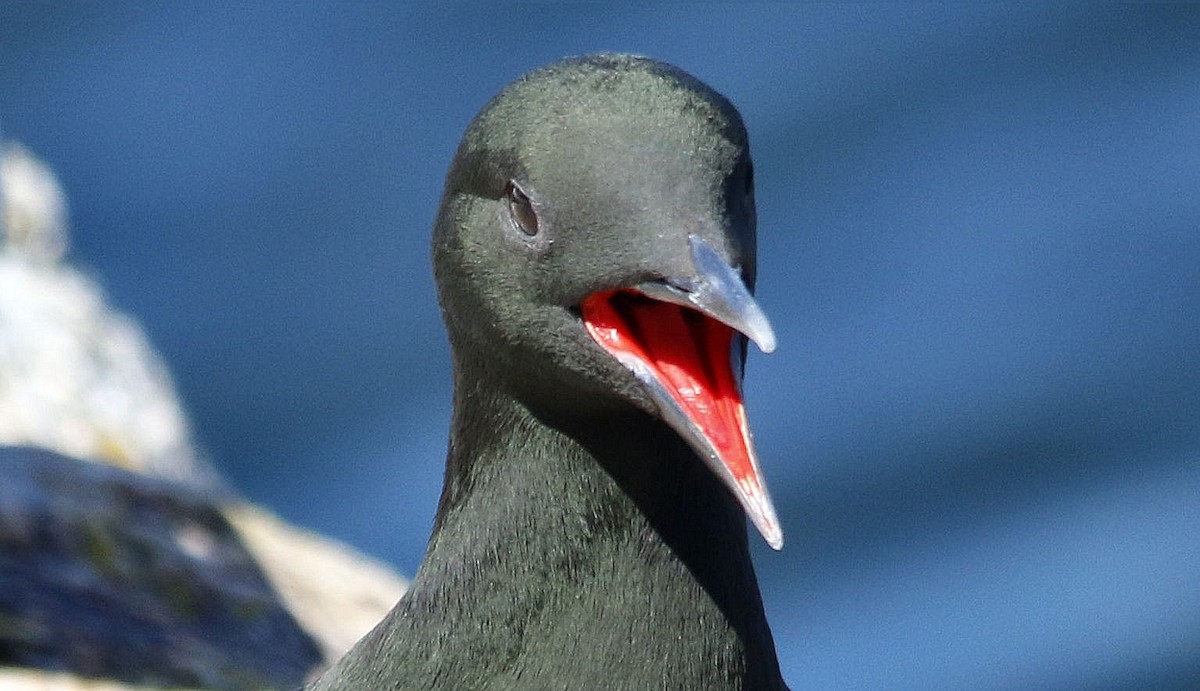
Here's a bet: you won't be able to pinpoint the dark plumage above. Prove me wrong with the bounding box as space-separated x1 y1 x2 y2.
310 54 787 690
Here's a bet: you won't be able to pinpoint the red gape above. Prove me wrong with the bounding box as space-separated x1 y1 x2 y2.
580 290 757 486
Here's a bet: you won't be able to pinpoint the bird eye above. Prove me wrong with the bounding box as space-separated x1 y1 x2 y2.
506 181 539 237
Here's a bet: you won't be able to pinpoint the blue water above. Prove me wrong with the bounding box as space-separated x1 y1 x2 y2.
3 4 1199 687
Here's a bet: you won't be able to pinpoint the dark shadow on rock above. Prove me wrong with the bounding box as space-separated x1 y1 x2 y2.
0 446 322 689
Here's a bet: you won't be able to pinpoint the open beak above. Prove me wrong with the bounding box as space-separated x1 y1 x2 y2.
580 235 783 550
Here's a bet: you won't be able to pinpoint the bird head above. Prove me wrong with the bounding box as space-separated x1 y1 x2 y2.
432 54 782 549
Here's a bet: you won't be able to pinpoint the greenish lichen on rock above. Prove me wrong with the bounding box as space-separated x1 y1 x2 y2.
0 447 323 689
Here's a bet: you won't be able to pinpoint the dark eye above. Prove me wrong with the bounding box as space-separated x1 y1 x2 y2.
506 181 539 236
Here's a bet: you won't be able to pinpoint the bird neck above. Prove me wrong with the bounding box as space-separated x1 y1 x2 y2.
311 356 785 689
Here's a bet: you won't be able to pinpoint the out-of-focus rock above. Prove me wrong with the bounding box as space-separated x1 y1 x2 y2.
0 447 321 689
0 668 191 691
1 143 68 264
0 143 215 487
223 504 407 664
0 143 406 689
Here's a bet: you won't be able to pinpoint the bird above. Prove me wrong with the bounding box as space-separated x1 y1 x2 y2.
310 54 787 690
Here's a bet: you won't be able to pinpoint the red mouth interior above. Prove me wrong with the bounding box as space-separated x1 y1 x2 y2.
580 289 756 485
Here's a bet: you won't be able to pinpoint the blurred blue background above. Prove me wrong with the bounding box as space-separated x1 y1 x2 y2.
3 3 1199 688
